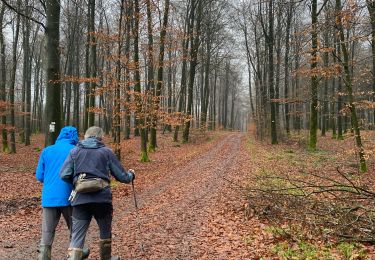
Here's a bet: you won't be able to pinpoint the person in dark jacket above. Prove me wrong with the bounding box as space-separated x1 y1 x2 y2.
36 126 79 260
60 126 135 260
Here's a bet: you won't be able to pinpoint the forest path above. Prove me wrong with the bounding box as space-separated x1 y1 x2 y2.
115 132 246 259
2 132 253 259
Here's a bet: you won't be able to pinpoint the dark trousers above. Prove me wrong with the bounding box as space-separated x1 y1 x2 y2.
41 206 72 245
70 203 113 248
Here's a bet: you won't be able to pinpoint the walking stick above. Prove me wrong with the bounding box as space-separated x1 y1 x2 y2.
131 180 145 252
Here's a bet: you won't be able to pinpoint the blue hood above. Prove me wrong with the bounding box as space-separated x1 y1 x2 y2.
56 126 79 145
36 126 79 207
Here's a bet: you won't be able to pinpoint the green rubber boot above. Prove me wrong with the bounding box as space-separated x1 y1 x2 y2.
38 245 51 260
67 248 83 260
99 239 120 260
82 247 90 259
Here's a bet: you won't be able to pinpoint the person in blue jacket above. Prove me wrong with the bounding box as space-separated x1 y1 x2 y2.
36 126 89 260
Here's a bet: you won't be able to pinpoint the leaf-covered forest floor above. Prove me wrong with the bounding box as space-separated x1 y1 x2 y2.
0 130 374 259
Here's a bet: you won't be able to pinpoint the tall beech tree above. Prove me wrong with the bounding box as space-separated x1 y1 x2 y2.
45 0 62 146
309 0 319 150
335 0 367 172
183 0 202 143
0 3 8 152
149 0 170 151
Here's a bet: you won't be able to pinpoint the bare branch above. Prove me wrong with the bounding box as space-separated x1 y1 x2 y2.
0 0 46 30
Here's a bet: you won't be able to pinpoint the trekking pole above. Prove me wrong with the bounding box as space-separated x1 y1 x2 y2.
131 180 145 252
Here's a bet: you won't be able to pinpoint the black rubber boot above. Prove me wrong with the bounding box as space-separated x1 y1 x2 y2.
67 248 83 260
99 239 120 260
38 245 51 260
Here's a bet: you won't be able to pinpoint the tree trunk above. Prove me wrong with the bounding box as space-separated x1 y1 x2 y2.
146 0 156 149
367 0 375 129
322 19 329 137
9 3 21 153
336 0 367 172
183 0 202 142
243 18 255 120
45 0 62 146
123 0 132 140
309 0 318 150
149 0 170 150
84 1 90 130
284 2 292 135
173 0 191 142
88 0 96 127
0 4 8 152
201 19 211 130
133 0 148 161
268 0 277 144
113 0 125 159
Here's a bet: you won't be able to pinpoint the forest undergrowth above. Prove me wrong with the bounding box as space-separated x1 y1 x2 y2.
244 130 375 259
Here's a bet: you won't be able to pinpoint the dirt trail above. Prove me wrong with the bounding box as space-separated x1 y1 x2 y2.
2 133 252 259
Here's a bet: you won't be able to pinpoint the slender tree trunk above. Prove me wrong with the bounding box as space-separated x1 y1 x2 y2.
113 0 125 159
73 40 80 129
309 0 318 150
331 74 337 139
88 0 96 126
367 0 375 129
174 0 191 142
223 62 229 129
123 0 132 139
146 0 156 149
149 0 170 150
268 0 277 144
284 2 292 135
9 2 20 153
133 0 148 161
84 1 90 130
166 39 173 132
336 0 367 172
183 0 203 142
243 22 255 120
322 21 329 137
0 4 8 152
200 2 212 130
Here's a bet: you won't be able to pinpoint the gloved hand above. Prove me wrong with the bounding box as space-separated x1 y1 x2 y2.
128 169 135 181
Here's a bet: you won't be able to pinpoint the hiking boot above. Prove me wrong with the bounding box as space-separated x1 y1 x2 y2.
82 247 90 259
67 248 83 260
38 245 51 260
99 239 120 260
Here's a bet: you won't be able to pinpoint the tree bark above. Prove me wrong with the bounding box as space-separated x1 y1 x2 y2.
367 0 375 129
336 0 367 172
149 0 170 150
0 4 8 152
268 0 277 144
45 0 62 146
284 2 292 135
9 3 21 153
309 0 318 150
133 0 148 161
113 0 125 159
183 0 202 142
88 0 96 127
173 0 191 142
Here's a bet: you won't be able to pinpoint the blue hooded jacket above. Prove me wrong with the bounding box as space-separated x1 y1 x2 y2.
36 126 79 207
